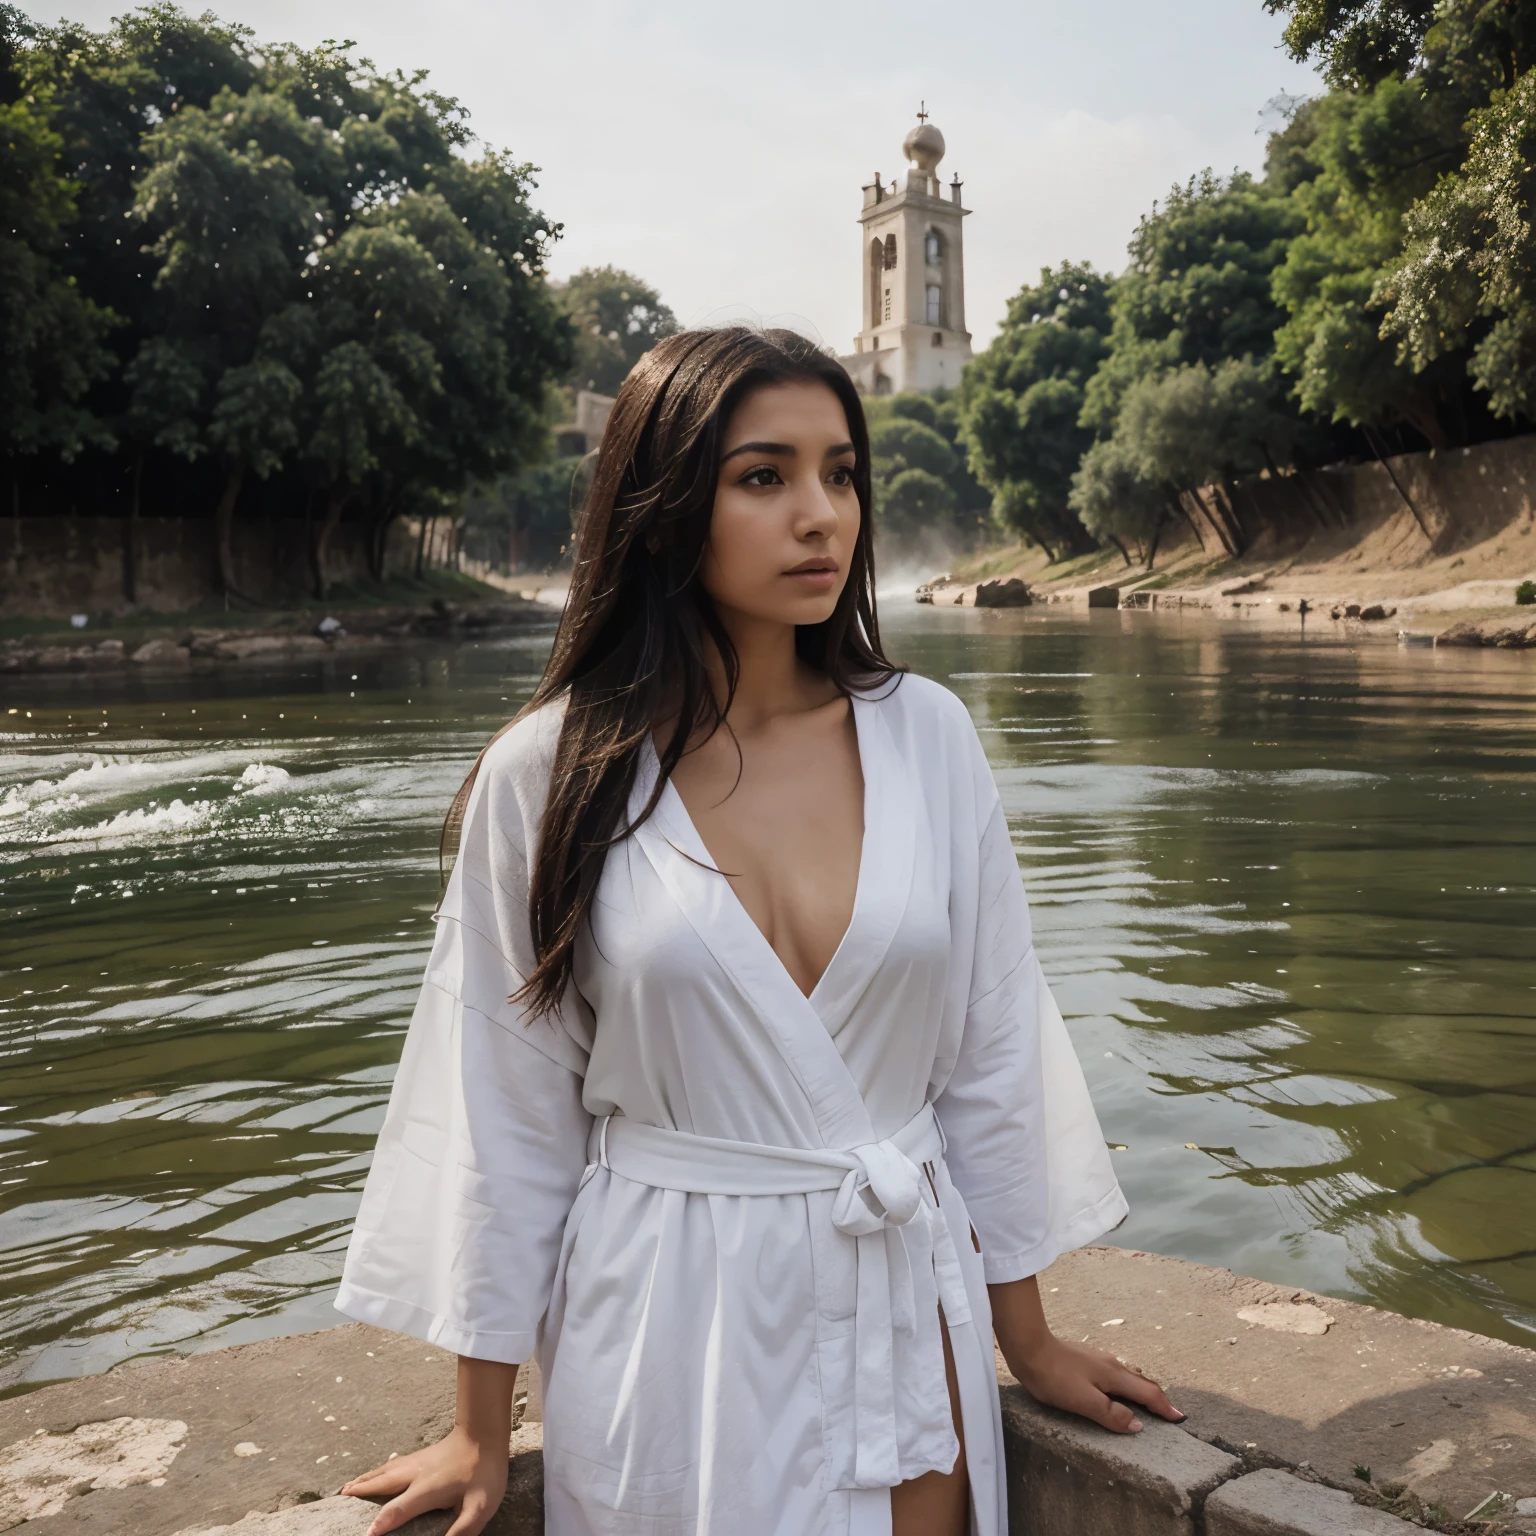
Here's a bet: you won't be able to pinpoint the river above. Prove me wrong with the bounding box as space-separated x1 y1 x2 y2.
1 602 1532 1394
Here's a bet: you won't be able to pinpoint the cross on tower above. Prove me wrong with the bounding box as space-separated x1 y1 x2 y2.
916 101 928 124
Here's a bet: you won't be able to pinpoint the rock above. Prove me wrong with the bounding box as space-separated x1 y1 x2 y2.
1205 1468 1413 1536
315 617 345 638
96 637 126 655
1088 585 1120 609
974 577 1032 608
170 1495 450 1535
1515 1495 1536 1515
131 637 191 665
1344 604 1361 619
0 1417 187 1527
1436 617 1536 647
211 635 328 661
1357 605 1395 621
1236 1303 1334 1336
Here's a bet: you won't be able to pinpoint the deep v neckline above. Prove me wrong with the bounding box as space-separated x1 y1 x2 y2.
654 698 873 1005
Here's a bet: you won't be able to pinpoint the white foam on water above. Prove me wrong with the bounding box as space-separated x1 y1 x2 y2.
48 797 218 846
232 763 291 793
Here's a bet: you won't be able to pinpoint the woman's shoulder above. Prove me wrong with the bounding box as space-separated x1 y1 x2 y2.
856 669 975 739
478 695 569 802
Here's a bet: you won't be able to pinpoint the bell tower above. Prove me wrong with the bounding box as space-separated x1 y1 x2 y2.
839 106 972 396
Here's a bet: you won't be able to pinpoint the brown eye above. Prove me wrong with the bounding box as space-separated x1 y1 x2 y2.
828 465 855 486
740 466 781 487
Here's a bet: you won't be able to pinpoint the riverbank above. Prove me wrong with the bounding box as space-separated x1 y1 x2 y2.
0 575 558 676
921 470 1536 647
1 1248 1530 1535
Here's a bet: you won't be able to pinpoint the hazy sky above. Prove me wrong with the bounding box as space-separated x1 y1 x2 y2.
37 0 1320 351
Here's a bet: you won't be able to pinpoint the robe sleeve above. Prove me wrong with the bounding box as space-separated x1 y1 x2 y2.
934 718 1128 1285
335 714 594 1363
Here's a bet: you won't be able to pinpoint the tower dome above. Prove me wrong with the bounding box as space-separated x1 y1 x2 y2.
902 117 945 175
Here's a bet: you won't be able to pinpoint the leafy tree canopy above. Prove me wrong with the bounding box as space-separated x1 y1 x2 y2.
553 264 676 395
1081 172 1301 433
2 3 570 600
1269 80 1468 445
957 261 1112 557
1377 68 1536 423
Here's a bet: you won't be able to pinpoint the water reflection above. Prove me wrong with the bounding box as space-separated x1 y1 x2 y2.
0 608 1531 1393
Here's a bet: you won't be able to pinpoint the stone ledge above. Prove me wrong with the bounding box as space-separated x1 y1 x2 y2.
1000 1385 1239 1536
1205 1469 1419 1536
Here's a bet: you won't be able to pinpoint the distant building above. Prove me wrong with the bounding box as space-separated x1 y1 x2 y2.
554 389 616 457
839 108 972 396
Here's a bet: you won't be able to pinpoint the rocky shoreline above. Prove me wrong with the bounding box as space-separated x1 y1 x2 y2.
2 1248 1531 1536
0 599 554 676
917 572 1536 648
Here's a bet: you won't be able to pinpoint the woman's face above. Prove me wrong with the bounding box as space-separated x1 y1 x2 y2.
701 378 861 630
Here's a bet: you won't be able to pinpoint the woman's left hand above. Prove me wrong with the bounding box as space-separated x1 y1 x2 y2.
1003 1334 1184 1434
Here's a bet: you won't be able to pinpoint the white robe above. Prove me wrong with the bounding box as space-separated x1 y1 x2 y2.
336 673 1127 1536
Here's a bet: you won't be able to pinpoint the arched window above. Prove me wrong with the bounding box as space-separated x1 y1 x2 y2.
925 230 943 266
883 233 897 270
926 283 942 326
869 240 883 329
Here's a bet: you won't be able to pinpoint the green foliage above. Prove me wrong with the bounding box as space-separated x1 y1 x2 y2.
1264 0 1536 95
554 265 677 395
1269 82 1467 446
462 454 584 571
1068 436 1168 561
0 5 116 458
1 5 571 598
1080 174 1301 434
864 389 985 547
958 261 1111 557
1515 579 1536 604
1378 70 1536 422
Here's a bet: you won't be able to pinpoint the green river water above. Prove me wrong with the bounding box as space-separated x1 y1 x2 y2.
1 601 1532 1394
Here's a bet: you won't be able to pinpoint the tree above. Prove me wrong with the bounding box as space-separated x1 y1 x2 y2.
462 454 585 572
1078 359 1299 565
2 10 570 598
1068 437 1170 567
1264 0 1536 95
1268 82 1469 449
553 265 676 395
958 261 1112 558
865 390 986 550
0 4 115 462
1080 173 1301 433
1377 69 1536 424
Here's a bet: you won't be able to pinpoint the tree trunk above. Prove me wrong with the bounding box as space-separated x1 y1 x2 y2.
213 462 246 599
1400 399 1449 452
414 512 430 580
1363 427 1433 544
1144 508 1171 570
311 489 350 600
1107 535 1133 569
123 454 143 606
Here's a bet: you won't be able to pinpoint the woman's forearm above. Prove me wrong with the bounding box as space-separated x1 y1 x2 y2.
987 1274 1052 1372
455 1356 519 1449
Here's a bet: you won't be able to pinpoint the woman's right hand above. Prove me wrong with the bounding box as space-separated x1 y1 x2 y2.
341 1424 509 1536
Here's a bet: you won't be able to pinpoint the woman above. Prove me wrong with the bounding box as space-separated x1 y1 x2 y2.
335 328 1181 1536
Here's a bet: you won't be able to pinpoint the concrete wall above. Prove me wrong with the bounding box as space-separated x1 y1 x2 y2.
1184 435 1536 558
0 517 423 617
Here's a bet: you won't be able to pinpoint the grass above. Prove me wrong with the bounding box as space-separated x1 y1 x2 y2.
0 569 505 643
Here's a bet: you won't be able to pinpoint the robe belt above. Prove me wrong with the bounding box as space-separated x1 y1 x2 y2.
587 1102 972 1490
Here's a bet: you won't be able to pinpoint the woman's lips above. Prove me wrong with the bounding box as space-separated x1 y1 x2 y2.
784 565 838 588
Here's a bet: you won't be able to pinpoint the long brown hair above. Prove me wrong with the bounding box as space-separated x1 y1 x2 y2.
443 326 900 1016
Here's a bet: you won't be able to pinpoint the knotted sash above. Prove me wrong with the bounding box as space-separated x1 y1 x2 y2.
585 1101 970 1490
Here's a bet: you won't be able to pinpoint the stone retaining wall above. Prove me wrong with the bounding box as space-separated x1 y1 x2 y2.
2 1248 1530 1535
